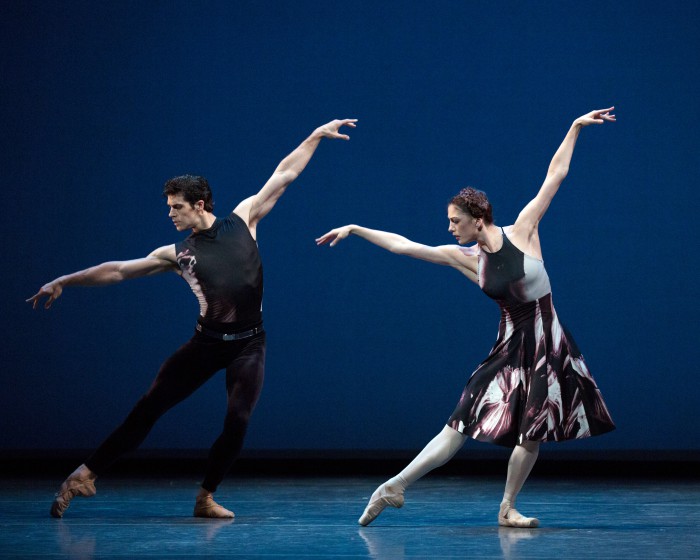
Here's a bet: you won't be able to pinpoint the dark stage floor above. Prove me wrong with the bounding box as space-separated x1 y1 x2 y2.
1 475 698 559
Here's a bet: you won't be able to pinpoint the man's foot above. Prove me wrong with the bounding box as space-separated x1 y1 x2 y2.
50 465 97 518
498 502 539 528
358 481 405 526
193 493 235 518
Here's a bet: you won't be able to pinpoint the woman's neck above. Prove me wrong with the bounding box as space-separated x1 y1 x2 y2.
477 223 503 253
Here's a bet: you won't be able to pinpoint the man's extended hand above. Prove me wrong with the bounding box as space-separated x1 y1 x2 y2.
314 119 358 140
27 280 64 309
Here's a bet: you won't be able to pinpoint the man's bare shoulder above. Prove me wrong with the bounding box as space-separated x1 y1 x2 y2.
148 244 178 263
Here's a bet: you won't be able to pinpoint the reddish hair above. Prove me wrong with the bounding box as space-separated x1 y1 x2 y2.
449 187 493 224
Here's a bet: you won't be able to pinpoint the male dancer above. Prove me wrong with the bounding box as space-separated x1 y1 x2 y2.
28 118 357 518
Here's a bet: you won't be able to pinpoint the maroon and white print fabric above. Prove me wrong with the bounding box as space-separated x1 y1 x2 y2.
448 231 615 447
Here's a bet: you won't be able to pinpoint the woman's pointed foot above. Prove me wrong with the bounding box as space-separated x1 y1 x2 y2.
358 482 405 526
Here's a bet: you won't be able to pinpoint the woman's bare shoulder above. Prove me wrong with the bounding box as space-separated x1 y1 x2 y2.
456 244 479 258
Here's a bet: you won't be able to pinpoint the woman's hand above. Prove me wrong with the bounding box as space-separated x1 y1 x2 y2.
315 225 354 247
575 107 616 127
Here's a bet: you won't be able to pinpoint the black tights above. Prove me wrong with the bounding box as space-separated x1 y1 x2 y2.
85 330 266 492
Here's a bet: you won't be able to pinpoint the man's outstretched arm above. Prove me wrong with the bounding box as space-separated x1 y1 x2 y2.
234 118 357 232
27 245 178 309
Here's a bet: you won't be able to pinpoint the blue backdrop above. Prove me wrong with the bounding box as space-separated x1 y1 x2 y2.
3 1 698 454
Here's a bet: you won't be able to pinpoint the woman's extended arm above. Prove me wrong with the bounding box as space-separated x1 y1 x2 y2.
316 224 477 278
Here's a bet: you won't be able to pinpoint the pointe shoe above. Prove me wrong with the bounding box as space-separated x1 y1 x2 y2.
498 502 539 528
193 494 235 519
358 482 405 526
50 466 97 518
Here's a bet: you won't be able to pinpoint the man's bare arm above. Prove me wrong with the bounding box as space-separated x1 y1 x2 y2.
27 245 178 309
234 119 357 235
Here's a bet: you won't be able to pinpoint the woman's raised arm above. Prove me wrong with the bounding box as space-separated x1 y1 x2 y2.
516 107 616 231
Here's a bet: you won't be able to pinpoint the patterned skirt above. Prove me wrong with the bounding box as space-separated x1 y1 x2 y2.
448 293 615 447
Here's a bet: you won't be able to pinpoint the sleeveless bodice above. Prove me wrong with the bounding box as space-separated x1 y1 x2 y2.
477 229 551 306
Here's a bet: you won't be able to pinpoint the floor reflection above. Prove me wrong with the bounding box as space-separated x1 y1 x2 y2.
498 526 541 559
358 524 542 559
358 527 406 559
56 521 96 560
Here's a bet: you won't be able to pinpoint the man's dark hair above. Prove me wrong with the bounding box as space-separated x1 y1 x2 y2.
163 175 214 212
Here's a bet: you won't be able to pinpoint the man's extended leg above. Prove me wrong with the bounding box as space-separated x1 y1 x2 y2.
51 337 219 518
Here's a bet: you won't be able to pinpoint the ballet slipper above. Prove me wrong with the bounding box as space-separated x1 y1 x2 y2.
193 494 235 518
358 482 405 526
498 502 539 528
50 465 97 518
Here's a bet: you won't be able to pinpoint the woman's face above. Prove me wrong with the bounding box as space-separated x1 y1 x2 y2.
447 204 479 244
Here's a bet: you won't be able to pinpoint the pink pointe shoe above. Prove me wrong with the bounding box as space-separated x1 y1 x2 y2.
498 502 539 528
358 482 405 526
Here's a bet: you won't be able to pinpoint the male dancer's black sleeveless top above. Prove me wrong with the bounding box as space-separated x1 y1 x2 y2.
175 212 263 330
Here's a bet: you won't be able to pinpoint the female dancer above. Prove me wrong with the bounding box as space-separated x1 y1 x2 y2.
316 108 616 528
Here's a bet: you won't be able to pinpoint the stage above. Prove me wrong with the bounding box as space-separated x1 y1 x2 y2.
1 474 698 559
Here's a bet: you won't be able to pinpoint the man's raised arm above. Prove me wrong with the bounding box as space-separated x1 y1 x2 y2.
234 118 357 232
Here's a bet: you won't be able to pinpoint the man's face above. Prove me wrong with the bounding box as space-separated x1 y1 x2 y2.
167 194 201 232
